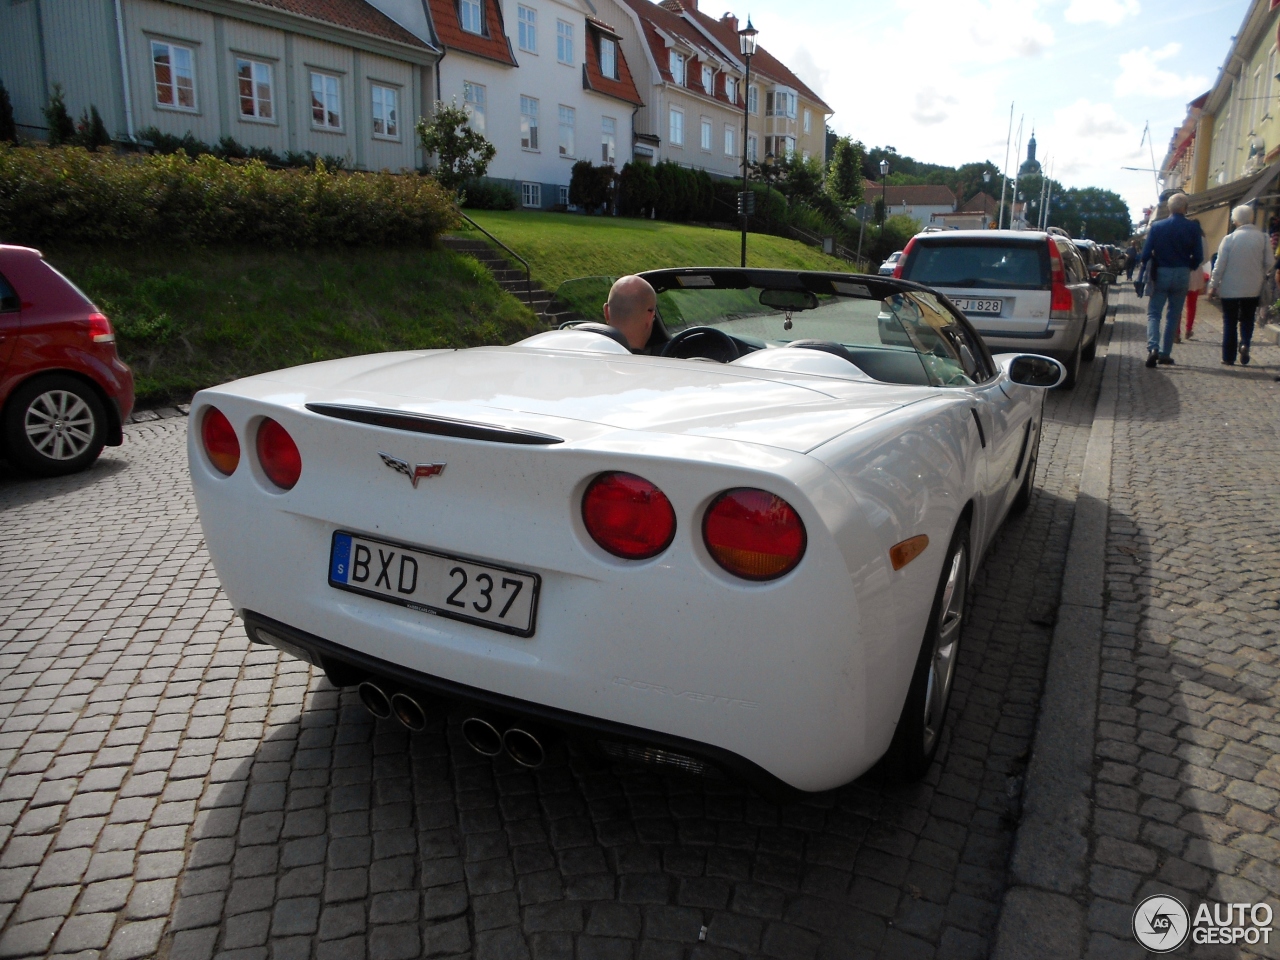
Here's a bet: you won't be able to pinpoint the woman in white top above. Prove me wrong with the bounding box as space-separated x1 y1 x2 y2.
1208 204 1276 365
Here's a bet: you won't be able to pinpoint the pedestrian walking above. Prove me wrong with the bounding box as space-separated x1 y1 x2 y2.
1181 258 1209 341
1207 204 1275 366
1138 193 1204 367
1125 241 1138 280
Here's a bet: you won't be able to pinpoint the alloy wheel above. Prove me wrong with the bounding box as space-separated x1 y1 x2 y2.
922 544 966 754
24 389 97 461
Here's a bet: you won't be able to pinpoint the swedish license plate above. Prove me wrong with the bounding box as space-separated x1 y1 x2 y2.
328 531 540 637
956 298 1004 315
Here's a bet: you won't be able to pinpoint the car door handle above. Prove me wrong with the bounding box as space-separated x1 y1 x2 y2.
969 408 986 448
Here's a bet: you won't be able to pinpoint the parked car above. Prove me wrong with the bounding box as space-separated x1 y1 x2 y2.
879 251 903 275
893 229 1104 388
189 267 1064 796
0 245 135 476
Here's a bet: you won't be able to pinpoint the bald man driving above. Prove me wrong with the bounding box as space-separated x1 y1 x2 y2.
602 275 657 352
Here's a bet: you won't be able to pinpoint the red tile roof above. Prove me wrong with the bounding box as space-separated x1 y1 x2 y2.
620 0 740 108
584 22 644 106
422 0 517 65
960 191 997 214
246 0 433 49
863 181 957 207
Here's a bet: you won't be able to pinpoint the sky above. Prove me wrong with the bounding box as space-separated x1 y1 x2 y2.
745 0 1251 222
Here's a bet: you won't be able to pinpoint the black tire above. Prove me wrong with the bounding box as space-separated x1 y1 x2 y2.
1081 329 1098 362
1010 424 1040 514
883 520 970 781
1059 335 1082 389
3 374 107 477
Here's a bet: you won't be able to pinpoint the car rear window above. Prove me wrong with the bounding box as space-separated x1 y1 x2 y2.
901 241 1048 290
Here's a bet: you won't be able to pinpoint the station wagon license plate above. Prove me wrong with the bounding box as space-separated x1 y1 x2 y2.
328 532 540 637
956 298 1004 315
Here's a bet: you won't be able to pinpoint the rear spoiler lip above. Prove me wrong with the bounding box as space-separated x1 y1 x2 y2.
305 402 564 446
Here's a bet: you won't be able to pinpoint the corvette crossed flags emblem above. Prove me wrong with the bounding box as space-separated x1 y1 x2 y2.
379 452 446 487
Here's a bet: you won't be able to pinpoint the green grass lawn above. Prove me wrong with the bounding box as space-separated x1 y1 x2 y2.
457 210 853 289
53 246 541 404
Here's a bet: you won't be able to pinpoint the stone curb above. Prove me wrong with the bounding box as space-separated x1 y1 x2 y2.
126 403 189 424
992 321 1122 960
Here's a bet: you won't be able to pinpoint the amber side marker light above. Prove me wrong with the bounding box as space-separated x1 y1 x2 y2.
889 534 929 571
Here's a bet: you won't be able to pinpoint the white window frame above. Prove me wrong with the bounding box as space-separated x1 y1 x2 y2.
669 51 686 86
803 107 811 134
747 132 757 162
747 85 758 115
518 5 537 53
724 124 735 156
702 65 714 95
151 39 197 112
669 106 684 147
522 182 541 207
700 117 712 151
520 95 539 150
558 104 575 157
600 37 617 79
235 57 273 121
557 20 573 65
371 83 399 140
460 0 484 36
601 115 617 165
559 184 571 205
725 77 736 104
463 81 487 134
310 71 342 131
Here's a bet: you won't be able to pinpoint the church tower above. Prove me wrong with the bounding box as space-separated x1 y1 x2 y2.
1019 131 1042 177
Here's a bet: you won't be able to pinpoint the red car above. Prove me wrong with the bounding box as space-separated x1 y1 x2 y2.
0 245 134 476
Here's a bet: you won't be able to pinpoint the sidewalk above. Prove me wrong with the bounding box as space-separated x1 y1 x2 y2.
997 289 1280 958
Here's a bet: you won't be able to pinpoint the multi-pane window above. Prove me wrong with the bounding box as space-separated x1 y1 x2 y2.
783 135 795 156
701 65 713 95
724 124 735 156
460 0 483 35
520 95 539 150
558 105 575 157
747 133 757 162
518 6 536 52
310 72 341 129
236 58 272 120
557 21 573 64
600 38 617 79
803 108 811 134
747 85 758 114
372 84 398 139
725 77 736 103
463 81 487 134
152 40 196 110
669 107 683 146
559 184 570 205
601 116 616 164
700 118 712 151
522 182 541 207
669 51 685 86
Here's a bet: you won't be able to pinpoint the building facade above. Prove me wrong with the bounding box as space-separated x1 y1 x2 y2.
857 182 957 230
1 0 441 171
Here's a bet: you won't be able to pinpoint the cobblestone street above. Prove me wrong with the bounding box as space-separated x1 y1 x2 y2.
0 340 1106 960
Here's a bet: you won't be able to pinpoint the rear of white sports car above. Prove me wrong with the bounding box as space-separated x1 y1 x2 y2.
188 341 963 795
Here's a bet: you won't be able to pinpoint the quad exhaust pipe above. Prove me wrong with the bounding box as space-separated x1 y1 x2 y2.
358 683 432 732
461 715 551 769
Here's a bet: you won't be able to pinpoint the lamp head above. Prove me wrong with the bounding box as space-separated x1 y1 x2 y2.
738 17 758 56
879 159 889 176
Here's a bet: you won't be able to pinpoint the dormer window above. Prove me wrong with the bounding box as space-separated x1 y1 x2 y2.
725 77 736 103
460 0 483 35
702 65 714 95
669 51 685 85
600 37 617 79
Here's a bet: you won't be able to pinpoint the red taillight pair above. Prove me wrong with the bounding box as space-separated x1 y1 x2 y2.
201 407 301 490
581 472 806 580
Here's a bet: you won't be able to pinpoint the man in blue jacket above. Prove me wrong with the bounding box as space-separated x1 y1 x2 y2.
1138 193 1204 367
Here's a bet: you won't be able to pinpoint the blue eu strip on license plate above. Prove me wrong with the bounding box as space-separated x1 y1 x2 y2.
330 533 353 583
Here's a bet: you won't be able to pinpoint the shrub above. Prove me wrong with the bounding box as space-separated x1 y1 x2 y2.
0 82 16 145
0 144 457 247
618 161 658 217
43 85 75 146
460 178 517 210
74 106 111 150
416 101 496 193
569 160 613 211
135 127 346 170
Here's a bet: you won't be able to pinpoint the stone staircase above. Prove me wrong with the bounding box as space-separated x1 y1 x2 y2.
441 235 569 325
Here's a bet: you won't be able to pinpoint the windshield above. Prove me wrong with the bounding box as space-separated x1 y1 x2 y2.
551 276 982 387
901 241 1048 289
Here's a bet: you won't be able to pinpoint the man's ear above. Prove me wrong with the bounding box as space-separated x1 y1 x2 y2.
602 303 612 323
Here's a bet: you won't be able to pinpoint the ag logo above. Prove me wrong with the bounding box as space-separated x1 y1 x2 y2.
1133 895 1190 953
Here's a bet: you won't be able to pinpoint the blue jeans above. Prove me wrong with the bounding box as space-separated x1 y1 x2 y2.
1147 265 1191 357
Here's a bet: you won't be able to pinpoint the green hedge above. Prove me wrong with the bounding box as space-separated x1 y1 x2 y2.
0 145 457 247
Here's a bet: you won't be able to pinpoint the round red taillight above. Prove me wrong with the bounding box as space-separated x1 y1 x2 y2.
703 488 806 580
582 472 676 560
201 407 240 476
256 418 302 490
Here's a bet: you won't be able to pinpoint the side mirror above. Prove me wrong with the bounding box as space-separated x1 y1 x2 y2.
995 353 1066 388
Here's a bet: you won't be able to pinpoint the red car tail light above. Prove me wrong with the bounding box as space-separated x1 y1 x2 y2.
88 313 115 343
892 236 917 278
1047 239 1073 317
201 407 240 476
582 472 676 560
256 418 302 490
703 488 806 580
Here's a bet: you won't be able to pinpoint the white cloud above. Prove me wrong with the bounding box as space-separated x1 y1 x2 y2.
911 87 960 126
787 46 829 100
1063 0 1140 26
1114 43 1210 99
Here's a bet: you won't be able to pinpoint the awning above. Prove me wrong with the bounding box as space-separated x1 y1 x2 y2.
1186 159 1280 216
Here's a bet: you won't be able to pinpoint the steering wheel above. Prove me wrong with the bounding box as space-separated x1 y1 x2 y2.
660 326 741 363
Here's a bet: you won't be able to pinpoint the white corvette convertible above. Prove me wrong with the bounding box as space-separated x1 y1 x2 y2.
188 268 1063 795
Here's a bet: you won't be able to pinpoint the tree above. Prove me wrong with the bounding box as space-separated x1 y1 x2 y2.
569 160 612 211
74 105 111 149
825 136 864 210
416 101 496 193
43 84 75 146
0 81 17 144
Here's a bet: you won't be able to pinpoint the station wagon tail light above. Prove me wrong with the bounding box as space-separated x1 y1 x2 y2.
1047 239 1073 318
582 472 676 559
256 418 302 490
88 313 115 343
703 488 806 580
892 237 917 278
201 407 240 476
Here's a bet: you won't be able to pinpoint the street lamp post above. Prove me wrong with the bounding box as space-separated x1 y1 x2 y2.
879 158 889 226
738 18 758 268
